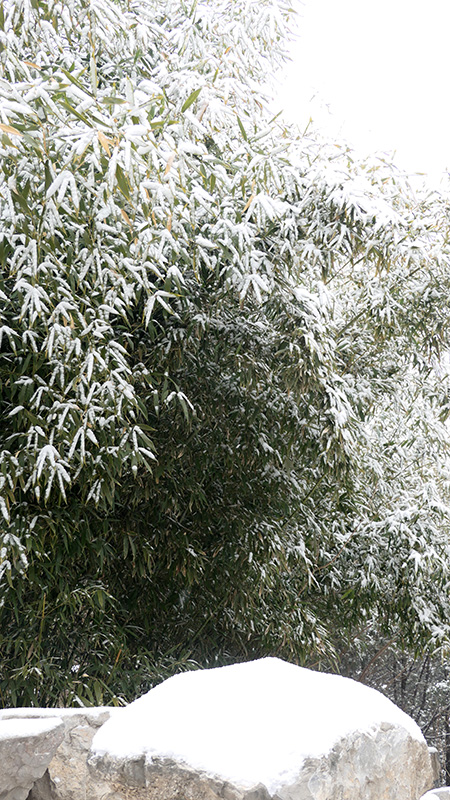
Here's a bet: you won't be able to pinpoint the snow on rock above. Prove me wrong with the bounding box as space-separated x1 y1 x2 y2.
91 657 420 785
420 790 450 799
0 717 64 800
88 657 434 800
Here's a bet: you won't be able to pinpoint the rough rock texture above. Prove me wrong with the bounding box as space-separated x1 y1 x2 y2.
0 708 117 800
0 718 64 800
428 747 441 787
86 755 275 800
30 709 113 800
87 721 434 800
279 722 433 800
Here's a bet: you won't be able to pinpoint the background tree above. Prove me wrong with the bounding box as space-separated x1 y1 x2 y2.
1 0 450 713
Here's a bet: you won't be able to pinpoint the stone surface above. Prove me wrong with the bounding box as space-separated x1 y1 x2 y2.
278 722 433 800
420 789 450 800
30 710 111 800
428 747 441 787
0 708 118 800
86 755 277 800
0 717 64 800
87 722 434 800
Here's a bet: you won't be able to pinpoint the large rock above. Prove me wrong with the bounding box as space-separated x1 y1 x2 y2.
0 708 119 800
88 657 434 800
0 717 64 800
88 728 432 800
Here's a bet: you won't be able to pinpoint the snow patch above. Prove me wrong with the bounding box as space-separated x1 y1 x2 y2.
0 717 63 740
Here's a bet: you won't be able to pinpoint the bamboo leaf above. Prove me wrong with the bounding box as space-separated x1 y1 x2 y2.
181 87 202 113
115 164 132 202
100 96 126 105
237 116 248 141
59 67 92 96
98 131 112 157
164 153 175 176
0 123 23 136
121 208 132 226
243 194 255 212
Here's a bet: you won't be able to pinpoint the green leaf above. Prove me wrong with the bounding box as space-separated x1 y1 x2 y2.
44 162 52 191
60 99 93 126
181 88 202 113
59 99 104 127
100 96 126 105
115 165 132 202
237 116 248 141
59 67 93 98
11 189 31 215
188 0 198 17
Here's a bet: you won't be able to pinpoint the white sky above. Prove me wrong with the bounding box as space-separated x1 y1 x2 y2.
276 0 450 181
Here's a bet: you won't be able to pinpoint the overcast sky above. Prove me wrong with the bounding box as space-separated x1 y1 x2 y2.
276 0 450 181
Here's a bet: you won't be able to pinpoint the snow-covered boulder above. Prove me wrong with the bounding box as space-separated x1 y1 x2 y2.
420 790 450 799
0 717 64 800
88 657 434 800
